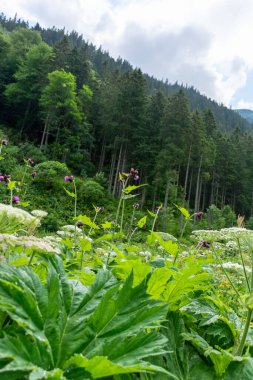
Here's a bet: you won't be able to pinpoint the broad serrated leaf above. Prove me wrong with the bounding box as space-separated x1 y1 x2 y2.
0 256 168 378
7 181 16 191
124 184 146 194
95 232 123 243
137 216 147 228
147 210 156 218
113 260 151 287
79 238 92 252
63 186 76 198
175 205 191 220
75 215 99 229
122 194 139 200
146 231 178 256
101 221 113 229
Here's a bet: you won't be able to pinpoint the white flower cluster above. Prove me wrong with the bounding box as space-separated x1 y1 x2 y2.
215 261 251 273
192 227 253 243
138 251 152 259
0 203 40 234
57 224 82 238
0 234 60 253
31 210 48 218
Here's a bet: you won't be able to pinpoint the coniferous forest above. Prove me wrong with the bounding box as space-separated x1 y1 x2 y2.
1 13 253 222
3 12 253 380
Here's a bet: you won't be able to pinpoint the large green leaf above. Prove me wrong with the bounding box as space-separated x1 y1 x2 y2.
0 256 169 378
148 264 212 310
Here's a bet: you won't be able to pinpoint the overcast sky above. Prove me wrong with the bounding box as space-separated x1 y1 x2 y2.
1 0 253 109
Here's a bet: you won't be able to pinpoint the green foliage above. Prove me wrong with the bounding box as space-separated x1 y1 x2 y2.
79 180 105 203
0 255 169 378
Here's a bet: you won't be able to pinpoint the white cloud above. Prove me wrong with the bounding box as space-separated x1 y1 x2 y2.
1 0 253 107
236 100 253 110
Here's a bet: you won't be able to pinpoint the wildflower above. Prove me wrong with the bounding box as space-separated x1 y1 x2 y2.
64 175 74 182
2 139 8 146
129 168 139 181
28 158 35 167
76 221 84 228
0 175 4 182
133 203 140 209
195 211 204 220
197 241 211 248
12 196 20 205
32 171 37 178
31 210 48 218
4 175 11 183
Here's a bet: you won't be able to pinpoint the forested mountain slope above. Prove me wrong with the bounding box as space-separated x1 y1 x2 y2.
0 12 253 218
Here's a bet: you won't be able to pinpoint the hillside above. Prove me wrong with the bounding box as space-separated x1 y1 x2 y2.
1 12 253 218
0 12 251 133
235 109 253 124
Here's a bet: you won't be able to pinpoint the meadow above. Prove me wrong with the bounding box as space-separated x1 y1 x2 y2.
1 139 253 379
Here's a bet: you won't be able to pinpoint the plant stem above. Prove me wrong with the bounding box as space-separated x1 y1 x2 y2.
89 211 98 236
80 250 84 270
151 206 161 232
128 226 138 244
28 251 35 266
73 180 77 219
236 309 253 356
237 237 250 292
235 250 253 355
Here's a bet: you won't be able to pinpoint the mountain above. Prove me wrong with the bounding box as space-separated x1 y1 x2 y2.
235 109 253 124
0 12 251 134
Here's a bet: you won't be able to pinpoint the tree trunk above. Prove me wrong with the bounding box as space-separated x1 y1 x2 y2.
141 175 147 208
108 139 117 193
194 156 202 218
174 165 180 201
98 136 106 172
210 171 215 205
182 146 191 207
163 178 170 230
118 145 127 197
113 144 123 197
202 183 206 211
20 100 31 136
188 170 193 206
40 114 49 149
152 186 157 212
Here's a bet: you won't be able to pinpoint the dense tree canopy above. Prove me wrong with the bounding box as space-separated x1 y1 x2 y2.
0 14 253 217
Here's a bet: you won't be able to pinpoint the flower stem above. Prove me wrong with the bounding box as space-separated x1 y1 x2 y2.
28 251 35 266
236 309 253 356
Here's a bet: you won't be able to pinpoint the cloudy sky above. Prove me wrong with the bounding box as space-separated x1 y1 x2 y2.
1 0 253 109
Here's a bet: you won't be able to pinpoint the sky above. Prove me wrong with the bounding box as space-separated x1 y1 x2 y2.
1 0 253 109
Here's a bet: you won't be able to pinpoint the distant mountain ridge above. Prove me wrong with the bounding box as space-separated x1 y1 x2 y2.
235 109 253 124
0 11 252 133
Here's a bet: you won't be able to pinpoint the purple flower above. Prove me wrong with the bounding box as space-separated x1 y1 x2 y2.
12 196 20 205
32 171 37 178
4 175 11 183
28 158 35 167
129 168 139 181
195 211 204 220
65 175 74 182
76 221 84 228
0 175 4 182
197 241 210 248
2 139 8 146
